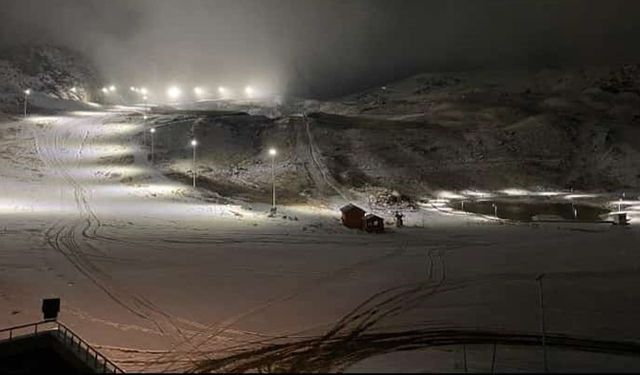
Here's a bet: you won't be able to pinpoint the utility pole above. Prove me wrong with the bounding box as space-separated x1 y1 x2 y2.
462 344 468 373
537 273 549 372
491 342 497 373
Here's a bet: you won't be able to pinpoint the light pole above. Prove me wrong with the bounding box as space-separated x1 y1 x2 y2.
23 89 31 117
191 139 197 188
269 148 277 210
143 95 149 118
536 273 549 372
150 128 156 164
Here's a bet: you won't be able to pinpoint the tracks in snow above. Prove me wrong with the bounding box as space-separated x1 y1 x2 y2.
32 115 204 344
302 116 350 202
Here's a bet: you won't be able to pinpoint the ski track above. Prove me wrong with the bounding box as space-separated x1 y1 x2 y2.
5 109 638 372
31 114 209 350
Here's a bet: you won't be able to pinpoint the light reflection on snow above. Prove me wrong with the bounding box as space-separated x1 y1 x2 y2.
64 165 147 180
68 111 108 117
533 191 564 197
564 194 599 199
436 190 464 200
460 190 494 198
0 198 75 216
99 123 143 135
26 116 62 123
500 188 530 196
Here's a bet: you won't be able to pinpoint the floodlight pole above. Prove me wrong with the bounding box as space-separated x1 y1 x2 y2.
150 128 155 164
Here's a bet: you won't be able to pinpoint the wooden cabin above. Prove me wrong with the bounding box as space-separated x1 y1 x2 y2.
340 204 366 229
364 213 384 233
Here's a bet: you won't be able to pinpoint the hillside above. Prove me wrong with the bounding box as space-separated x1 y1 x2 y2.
0 45 101 112
148 65 640 206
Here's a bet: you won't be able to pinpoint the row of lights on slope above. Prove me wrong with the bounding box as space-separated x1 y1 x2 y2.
101 85 256 99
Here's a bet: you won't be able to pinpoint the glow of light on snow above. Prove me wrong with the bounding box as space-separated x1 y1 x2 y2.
533 191 564 197
461 190 494 198
68 111 108 117
91 183 186 198
101 123 143 135
64 165 148 180
609 200 640 206
59 144 137 160
564 194 599 200
0 198 74 216
284 205 338 218
419 200 454 213
436 190 464 200
500 188 530 196
26 115 63 123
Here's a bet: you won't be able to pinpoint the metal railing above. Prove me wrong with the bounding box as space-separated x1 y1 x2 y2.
0 320 124 373
0 320 56 341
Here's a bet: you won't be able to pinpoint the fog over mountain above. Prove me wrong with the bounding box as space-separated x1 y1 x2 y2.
1 0 639 98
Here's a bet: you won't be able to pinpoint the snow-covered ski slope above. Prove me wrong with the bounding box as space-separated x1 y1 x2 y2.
1 107 640 372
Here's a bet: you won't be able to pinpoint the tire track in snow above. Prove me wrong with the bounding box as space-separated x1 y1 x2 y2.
151 240 413 372
32 114 205 345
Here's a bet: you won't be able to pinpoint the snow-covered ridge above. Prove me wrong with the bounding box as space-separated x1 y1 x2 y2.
0 44 101 112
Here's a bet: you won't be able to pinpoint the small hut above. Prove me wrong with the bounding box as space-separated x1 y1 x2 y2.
364 213 384 233
340 204 366 229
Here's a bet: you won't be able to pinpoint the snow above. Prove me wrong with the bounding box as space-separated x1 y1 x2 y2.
0 106 640 372
0 45 100 112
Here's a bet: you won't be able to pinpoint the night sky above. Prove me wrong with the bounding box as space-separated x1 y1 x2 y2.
1 0 639 98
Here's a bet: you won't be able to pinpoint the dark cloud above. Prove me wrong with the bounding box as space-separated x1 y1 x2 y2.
1 0 639 98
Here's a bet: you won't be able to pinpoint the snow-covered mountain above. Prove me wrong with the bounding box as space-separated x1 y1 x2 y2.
150 65 640 204
0 45 101 112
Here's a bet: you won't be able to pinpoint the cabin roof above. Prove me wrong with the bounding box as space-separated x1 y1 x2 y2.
340 203 365 214
364 213 383 221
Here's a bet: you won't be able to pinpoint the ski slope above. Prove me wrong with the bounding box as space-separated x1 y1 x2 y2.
1 108 640 372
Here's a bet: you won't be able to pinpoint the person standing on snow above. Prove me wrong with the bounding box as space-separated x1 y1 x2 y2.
394 211 404 227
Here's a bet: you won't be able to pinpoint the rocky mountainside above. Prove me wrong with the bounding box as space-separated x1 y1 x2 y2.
0 45 101 112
